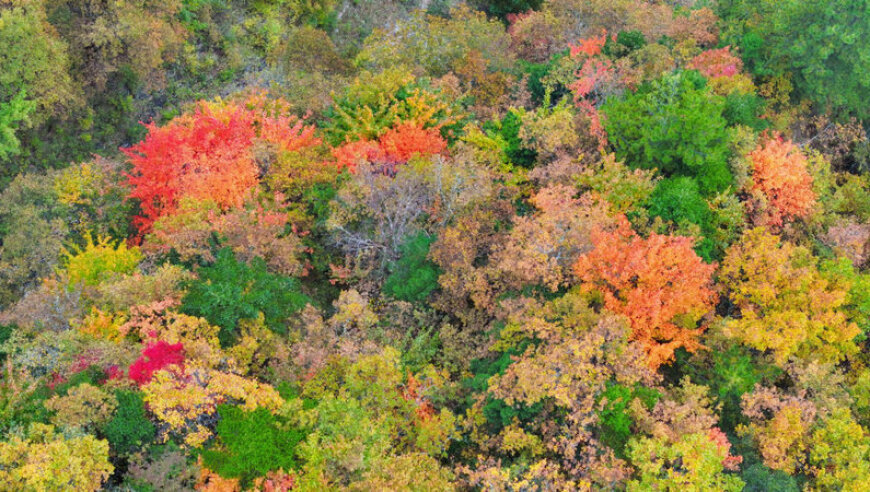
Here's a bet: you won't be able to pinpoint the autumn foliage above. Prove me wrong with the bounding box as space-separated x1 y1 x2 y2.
574 216 718 368
129 341 185 386
123 99 319 235
747 135 816 227
332 122 447 172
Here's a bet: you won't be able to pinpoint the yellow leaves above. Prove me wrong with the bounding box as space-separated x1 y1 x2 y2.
44 383 117 430
740 404 809 473
499 421 545 457
806 408 870 489
75 307 127 342
53 160 104 206
721 228 860 365
60 232 142 287
0 423 113 491
142 365 284 447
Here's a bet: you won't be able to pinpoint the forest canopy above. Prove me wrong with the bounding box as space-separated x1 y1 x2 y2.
1 0 870 490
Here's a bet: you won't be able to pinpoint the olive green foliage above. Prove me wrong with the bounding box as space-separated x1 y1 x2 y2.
602 30 647 58
474 0 544 21
181 248 310 345
601 70 733 194
383 233 441 303
201 404 305 485
741 464 800 492
102 390 156 455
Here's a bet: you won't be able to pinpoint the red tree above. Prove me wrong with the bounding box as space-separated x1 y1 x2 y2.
748 134 816 227
128 341 185 386
332 122 447 173
123 98 319 235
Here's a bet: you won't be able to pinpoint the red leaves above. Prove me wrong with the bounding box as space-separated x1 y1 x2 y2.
128 341 185 386
123 98 319 236
574 216 717 368
332 122 447 173
379 123 447 164
570 31 608 59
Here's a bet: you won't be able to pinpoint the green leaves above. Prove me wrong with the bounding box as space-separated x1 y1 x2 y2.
0 91 35 161
200 404 305 486
102 390 155 455
181 248 310 346
383 233 441 303
601 70 733 195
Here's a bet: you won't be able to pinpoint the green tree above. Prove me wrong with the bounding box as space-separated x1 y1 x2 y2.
201 404 305 486
383 233 441 303
719 0 870 120
181 248 310 345
102 390 156 455
601 71 732 195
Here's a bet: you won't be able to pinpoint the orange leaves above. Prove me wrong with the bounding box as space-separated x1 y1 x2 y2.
748 135 816 227
123 98 319 235
570 31 608 59
332 122 447 172
574 216 717 368
379 123 447 164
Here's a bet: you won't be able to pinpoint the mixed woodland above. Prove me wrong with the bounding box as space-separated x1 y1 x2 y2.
1 0 870 490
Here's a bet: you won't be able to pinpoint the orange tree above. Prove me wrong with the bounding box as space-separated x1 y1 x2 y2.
574 215 718 368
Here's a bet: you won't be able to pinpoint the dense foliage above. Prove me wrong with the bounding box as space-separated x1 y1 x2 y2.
2 0 870 490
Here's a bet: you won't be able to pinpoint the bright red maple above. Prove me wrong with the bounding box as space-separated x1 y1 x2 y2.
128 341 185 386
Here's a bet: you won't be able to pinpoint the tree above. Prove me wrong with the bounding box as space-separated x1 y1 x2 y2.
627 432 745 491
720 0 870 120
0 4 80 126
123 99 318 235
356 6 514 78
601 71 733 195
383 233 441 303
0 91 35 161
102 390 156 455
746 135 816 227
45 0 186 93
720 228 860 365
200 405 305 486
60 233 143 287
574 215 718 368
0 423 113 491
493 185 612 292
181 248 310 345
